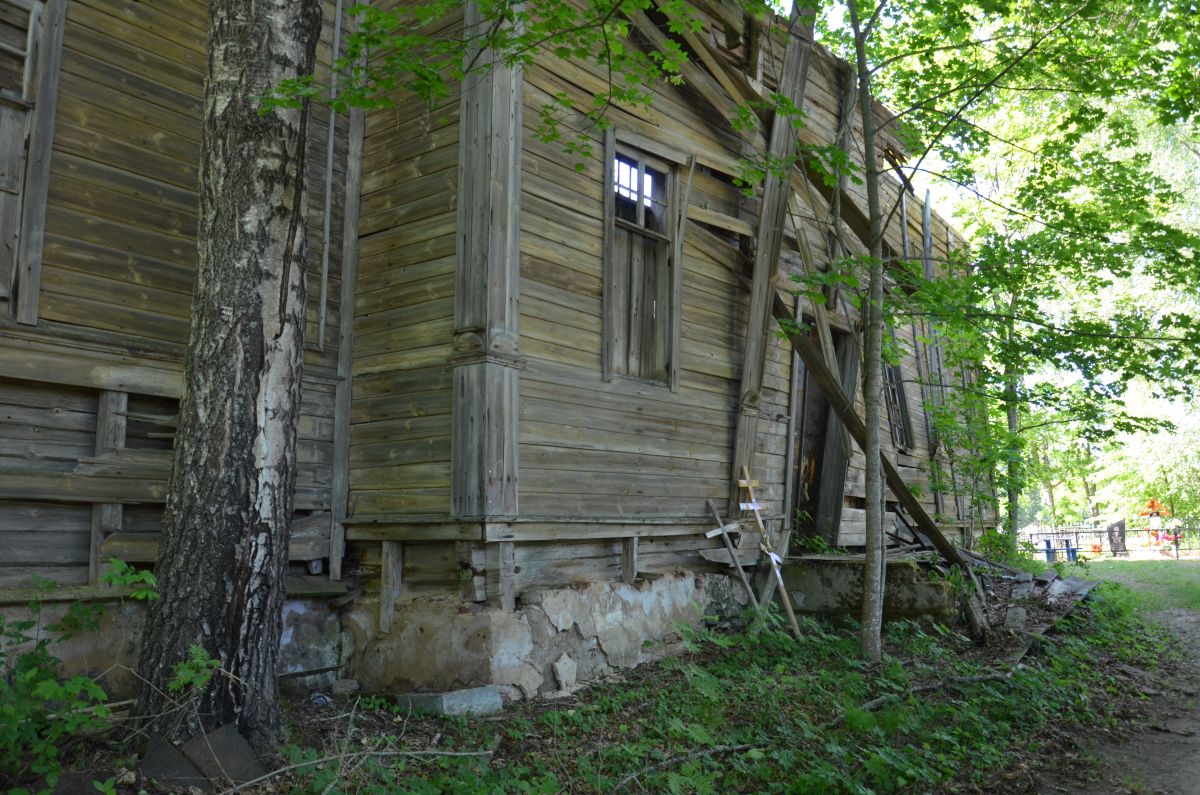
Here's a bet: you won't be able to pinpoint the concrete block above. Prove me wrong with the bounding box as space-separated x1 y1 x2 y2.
1004 606 1028 632
1034 570 1058 586
180 723 267 787
1011 581 1034 598
394 685 504 717
782 556 956 619
141 736 210 792
1045 578 1074 597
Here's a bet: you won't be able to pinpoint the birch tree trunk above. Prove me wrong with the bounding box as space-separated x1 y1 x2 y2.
136 0 321 750
849 2 886 662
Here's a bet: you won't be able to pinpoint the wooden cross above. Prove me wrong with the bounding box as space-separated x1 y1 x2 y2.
739 466 802 640
705 499 760 610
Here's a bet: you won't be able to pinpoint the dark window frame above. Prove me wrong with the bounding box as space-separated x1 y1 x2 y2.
882 337 915 452
602 129 683 389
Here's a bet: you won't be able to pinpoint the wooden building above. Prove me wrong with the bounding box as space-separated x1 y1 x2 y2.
0 0 994 689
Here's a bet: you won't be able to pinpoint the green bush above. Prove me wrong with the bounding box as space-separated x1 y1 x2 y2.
1 562 158 793
0 583 110 793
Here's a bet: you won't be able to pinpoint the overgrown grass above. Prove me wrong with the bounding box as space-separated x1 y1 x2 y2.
272 586 1169 795
1087 559 1200 611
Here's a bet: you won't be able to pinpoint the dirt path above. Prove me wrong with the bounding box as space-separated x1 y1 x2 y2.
1034 601 1200 794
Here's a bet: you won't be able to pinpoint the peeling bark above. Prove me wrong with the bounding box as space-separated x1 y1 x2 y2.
136 0 321 750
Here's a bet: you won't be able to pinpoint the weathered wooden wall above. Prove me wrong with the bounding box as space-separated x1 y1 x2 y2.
1 0 992 601
345 7 460 519
0 0 353 587
338 1 991 613
338 7 464 603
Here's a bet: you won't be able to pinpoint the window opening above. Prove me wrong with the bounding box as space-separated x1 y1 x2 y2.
0 0 39 101
607 145 675 384
883 358 914 452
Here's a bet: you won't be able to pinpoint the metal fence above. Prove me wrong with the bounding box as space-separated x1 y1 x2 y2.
1020 521 1200 562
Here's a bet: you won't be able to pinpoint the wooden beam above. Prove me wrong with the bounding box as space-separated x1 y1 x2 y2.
99 530 331 564
15 0 66 325
621 537 639 585
769 291 979 583
624 8 765 151
673 22 764 121
89 390 127 585
345 521 483 542
713 234 988 634
451 2 523 519
483 520 712 542
457 540 487 602
378 540 403 634
329 103 365 580
729 18 813 511
0 470 166 503
498 540 516 612
0 334 181 397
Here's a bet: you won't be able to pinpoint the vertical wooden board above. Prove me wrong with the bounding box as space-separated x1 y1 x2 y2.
89 389 126 585
621 536 638 584
331 103 365 579
0 103 29 299
456 539 486 602
15 0 66 324
600 127 616 380
450 7 521 520
498 539 515 612
378 539 403 634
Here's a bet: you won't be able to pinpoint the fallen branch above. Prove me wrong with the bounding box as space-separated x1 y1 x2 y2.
612 743 754 791
820 671 1014 730
215 747 496 794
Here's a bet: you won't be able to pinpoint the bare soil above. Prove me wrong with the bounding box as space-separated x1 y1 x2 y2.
1028 606 1200 795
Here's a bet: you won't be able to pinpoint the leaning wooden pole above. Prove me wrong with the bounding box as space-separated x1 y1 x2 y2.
769 294 991 639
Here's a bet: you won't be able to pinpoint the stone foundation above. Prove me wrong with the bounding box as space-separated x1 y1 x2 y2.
2 570 748 703
0 595 343 700
344 571 748 699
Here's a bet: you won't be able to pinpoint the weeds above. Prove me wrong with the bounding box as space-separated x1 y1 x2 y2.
0 561 158 794
269 584 1161 794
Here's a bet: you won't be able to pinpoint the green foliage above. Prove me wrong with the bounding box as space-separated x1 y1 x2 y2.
791 534 845 555
99 559 159 601
272 600 1165 794
168 645 222 694
0 580 111 793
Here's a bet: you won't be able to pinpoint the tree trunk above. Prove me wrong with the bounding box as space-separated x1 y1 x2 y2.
136 0 321 750
1004 375 1020 534
1002 291 1021 541
850 6 885 662
1041 451 1058 526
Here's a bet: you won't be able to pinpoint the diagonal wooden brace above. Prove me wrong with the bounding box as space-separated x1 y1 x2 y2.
769 293 991 640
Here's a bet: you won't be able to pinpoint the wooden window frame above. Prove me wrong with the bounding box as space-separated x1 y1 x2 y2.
602 128 684 390
883 353 915 453
0 0 64 325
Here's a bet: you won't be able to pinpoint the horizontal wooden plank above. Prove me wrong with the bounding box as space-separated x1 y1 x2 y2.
484 521 712 542
99 530 328 562
344 522 483 542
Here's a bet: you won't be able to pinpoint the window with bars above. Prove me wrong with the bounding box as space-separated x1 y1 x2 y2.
605 143 677 384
